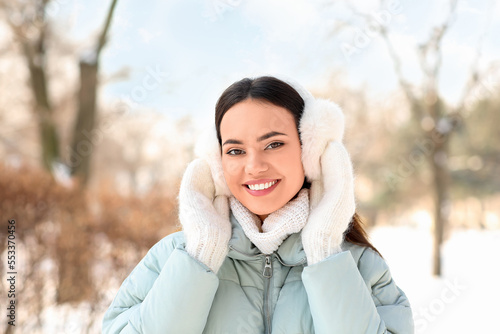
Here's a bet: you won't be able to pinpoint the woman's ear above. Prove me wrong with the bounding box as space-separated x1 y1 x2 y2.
194 126 232 197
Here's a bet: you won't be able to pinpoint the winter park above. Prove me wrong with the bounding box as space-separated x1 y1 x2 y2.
0 0 499 333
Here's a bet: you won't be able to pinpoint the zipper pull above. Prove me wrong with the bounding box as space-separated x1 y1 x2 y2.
263 255 273 278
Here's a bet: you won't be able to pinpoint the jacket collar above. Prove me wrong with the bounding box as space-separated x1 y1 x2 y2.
227 211 307 266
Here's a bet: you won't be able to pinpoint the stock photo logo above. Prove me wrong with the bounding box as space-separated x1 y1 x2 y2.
67 66 169 168
413 278 467 333
203 0 244 22
339 0 404 62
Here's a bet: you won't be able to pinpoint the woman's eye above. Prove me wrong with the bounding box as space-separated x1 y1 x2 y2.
227 149 244 155
267 142 284 149
226 143 283 155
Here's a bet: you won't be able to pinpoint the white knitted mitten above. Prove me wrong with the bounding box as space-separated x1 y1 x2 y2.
287 79 356 266
178 124 233 273
301 141 356 265
178 158 232 273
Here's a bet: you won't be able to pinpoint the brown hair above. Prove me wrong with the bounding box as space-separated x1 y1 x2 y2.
215 76 382 258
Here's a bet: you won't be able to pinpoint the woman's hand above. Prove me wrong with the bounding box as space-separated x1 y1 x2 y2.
178 158 232 273
301 141 356 266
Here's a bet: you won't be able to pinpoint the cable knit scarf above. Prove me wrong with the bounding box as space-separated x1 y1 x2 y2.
229 188 310 254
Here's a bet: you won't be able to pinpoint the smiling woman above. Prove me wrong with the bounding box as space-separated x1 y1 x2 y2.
219 99 305 221
102 76 415 334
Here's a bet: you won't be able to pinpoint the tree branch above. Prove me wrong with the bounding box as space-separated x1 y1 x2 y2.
454 0 497 114
95 0 119 59
417 0 458 80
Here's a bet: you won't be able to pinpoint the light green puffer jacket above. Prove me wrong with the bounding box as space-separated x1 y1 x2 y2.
102 211 414 334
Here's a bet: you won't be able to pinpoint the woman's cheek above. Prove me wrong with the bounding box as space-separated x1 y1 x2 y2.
223 157 241 177
222 159 242 192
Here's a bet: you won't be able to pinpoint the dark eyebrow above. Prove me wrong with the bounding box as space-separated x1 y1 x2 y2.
222 131 287 146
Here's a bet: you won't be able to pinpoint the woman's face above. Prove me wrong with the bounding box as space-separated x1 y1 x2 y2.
220 99 305 221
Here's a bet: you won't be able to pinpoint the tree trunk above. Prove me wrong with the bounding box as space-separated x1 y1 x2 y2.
479 198 486 229
69 61 99 186
24 43 60 172
68 0 119 187
58 0 119 305
430 140 450 276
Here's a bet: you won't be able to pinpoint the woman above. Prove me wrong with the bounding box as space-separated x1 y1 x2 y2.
102 76 414 333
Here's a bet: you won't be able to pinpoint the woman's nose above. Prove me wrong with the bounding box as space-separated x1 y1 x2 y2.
244 152 268 175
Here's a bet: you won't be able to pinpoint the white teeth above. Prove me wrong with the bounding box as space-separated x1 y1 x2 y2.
248 180 277 191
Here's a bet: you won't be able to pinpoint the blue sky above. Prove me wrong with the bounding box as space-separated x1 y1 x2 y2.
53 0 500 125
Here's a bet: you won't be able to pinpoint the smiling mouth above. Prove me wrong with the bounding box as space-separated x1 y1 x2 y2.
244 179 280 191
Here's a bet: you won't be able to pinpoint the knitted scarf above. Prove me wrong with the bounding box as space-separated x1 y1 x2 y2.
229 188 310 254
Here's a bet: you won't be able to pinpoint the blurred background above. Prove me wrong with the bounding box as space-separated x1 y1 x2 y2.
0 0 499 333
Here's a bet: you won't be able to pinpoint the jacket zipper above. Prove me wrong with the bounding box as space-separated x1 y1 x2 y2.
263 254 273 334
228 245 306 267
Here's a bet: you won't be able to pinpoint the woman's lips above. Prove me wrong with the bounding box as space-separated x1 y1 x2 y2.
244 179 281 197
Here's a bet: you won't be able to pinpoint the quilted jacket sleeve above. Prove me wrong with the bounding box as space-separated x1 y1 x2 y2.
301 248 414 334
102 232 220 334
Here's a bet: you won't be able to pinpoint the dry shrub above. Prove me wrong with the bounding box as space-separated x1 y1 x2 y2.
93 180 180 284
97 182 179 247
0 162 180 331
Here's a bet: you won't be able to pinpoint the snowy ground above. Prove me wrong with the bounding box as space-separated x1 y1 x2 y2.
370 226 500 334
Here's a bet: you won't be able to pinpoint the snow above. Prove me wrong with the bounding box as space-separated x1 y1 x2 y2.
370 225 500 333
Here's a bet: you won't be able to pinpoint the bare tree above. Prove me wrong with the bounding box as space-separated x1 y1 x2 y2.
382 0 458 276
381 0 500 275
70 0 119 186
0 0 60 172
1 0 119 188
339 0 498 275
